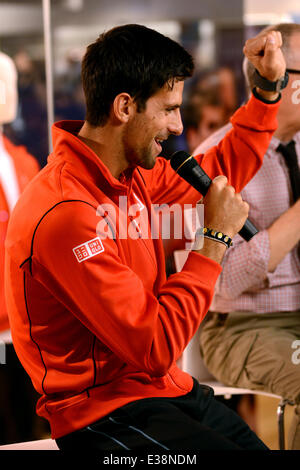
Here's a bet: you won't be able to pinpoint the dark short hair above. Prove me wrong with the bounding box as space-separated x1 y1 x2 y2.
81 24 194 126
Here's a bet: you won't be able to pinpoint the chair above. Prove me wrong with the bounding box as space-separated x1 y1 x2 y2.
0 329 12 364
174 249 294 450
0 330 58 451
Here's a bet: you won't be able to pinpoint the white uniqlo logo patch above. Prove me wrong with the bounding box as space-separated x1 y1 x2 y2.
73 237 104 263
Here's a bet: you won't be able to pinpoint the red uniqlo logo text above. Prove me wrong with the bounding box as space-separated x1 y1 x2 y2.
73 237 104 263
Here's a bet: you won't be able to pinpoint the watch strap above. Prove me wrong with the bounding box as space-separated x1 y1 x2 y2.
253 69 289 92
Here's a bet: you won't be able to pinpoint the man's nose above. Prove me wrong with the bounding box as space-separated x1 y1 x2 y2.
168 109 183 136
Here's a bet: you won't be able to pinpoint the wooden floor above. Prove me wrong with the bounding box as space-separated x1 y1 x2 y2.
255 395 294 450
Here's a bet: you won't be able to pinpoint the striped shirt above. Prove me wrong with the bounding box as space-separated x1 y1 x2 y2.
194 125 300 314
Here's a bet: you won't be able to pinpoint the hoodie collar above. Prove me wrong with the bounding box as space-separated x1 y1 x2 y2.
50 120 135 193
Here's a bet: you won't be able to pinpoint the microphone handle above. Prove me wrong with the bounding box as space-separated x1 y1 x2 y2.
184 165 258 241
238 219 258 242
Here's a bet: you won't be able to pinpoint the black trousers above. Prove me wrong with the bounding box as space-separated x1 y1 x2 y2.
56 379 268 452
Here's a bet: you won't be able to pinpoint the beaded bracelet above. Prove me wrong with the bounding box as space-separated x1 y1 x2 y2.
198 227 233 249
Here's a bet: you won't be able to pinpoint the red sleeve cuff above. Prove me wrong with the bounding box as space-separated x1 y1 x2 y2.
180 250 222 288
231 93 280 131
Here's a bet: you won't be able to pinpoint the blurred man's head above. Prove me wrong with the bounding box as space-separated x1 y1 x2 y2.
182 92 226 152
0 52 18 125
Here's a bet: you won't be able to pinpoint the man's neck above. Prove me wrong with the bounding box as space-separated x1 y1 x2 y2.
78 121 127 179
273 107 300 143
273 125 298 144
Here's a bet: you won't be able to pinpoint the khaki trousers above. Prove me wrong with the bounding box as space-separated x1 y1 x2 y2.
199 310 300 450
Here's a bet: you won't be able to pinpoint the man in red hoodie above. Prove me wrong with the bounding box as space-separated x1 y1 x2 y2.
5 24 285 451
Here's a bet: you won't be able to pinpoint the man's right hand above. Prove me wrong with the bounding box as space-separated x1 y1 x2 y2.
243 31 286 101
243 31 286 83
203 175 249 238
193 176 249 264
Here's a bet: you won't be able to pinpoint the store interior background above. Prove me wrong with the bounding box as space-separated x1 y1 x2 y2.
0 0 299 449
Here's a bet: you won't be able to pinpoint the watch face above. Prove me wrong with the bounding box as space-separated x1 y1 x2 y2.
276 78 284 93
254 69 288 92
276 72 289 92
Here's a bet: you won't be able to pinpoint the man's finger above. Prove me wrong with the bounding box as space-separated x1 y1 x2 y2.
244 31 280 58
276 31 283 47
263 34 278 60
244 35 267 56
212 175 228 187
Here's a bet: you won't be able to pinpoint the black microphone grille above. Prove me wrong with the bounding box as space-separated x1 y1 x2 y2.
170 151 192 172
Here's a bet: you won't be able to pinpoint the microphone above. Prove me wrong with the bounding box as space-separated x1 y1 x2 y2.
170 151 258 242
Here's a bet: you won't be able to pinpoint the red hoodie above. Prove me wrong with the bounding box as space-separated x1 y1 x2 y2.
5 94 279 439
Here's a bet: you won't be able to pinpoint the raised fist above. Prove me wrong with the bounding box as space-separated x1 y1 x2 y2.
243 31 286 81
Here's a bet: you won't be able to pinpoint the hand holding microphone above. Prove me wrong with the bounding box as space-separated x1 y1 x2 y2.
170 151 258 242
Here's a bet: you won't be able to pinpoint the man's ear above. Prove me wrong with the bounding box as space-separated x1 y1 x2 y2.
112 93 136 123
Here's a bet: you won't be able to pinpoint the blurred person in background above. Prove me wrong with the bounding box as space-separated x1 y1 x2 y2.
182 90 226 153
161 65 238 158
54 48 86 122
8 50 49 168
0 51 46 444
192 66 239 121
195 23 300 450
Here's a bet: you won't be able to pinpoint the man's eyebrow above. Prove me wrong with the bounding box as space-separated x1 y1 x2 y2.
166 104 181 110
